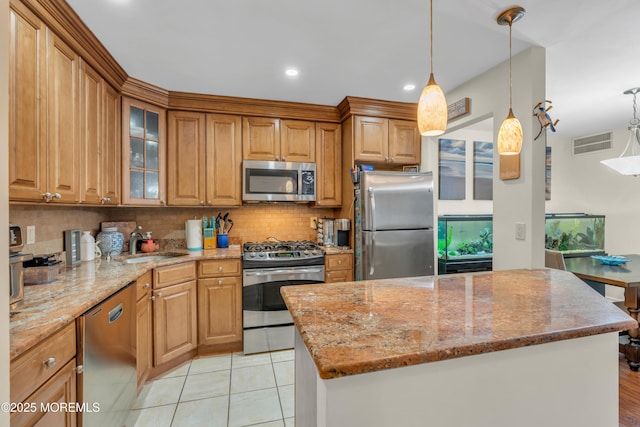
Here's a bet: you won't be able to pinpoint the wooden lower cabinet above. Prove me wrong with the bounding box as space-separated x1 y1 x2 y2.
197 259 242 349
11 359 77 427
10 322 77 427
153 279 198 366
198 277 242 346
325 253 354 283
135 271 153 390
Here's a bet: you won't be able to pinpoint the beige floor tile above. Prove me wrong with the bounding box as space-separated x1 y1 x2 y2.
284 417 295 427
228 388 283 427
273 360 294 386
252 420 285 427
190 354 232 374
125 404 176 427
270 349 295 363
232 351 273 368
278 385 295 419
231 363 277 394
133 376 185 409
180 370 231 402
172 395 229 427
156 360 191 379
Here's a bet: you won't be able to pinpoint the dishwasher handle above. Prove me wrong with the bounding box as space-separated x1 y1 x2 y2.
108 303 124 323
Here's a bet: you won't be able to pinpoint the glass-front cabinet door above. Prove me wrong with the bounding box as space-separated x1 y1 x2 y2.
122 97 166 205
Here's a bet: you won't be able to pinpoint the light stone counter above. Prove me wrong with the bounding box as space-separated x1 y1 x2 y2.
10 248 241 360
282 269 637 427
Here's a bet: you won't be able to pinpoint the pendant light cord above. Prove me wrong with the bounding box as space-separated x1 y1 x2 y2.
429 0 433 75
509 22 513 109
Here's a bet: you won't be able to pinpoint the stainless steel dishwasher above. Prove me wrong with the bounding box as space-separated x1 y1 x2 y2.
79 282 136 427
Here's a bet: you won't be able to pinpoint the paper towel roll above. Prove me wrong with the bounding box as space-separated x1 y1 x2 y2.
185 219 203 250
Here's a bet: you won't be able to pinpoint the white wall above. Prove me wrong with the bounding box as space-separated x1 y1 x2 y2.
546 129 640 255
1 0 11 421
423 46 547 270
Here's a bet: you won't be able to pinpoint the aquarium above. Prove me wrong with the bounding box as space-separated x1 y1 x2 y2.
545 213 605 257
438 215 493 274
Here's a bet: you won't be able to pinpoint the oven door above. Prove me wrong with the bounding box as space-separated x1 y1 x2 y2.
243 265 325 328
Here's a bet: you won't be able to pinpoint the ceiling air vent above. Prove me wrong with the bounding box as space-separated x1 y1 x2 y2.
572 132 612 155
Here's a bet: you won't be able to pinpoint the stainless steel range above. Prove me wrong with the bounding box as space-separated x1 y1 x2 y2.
243 240 325 354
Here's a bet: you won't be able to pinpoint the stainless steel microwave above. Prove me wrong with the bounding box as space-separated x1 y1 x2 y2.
242 160 316 202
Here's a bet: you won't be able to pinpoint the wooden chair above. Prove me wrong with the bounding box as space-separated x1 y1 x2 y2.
545 249 566 270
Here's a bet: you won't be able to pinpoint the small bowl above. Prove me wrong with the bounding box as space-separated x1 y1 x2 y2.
590 255 630 266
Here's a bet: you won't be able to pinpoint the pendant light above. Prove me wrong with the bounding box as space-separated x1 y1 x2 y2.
601 88 640 176
496 6 525 155
417 0 448 136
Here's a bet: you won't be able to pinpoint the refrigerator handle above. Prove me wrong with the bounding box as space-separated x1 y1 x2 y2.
369 232 375 277
368 187 376 231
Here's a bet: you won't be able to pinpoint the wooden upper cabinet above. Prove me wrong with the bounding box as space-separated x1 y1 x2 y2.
9 6 82 204
243 117 280 161
167 111 206 206
354 116 389 164
206 114 242 206
354 116 421 165
47 30 81 203
8 4 47 202
122 97 166 205
389 119 421 165
315 122 342 207
281 120 315 162
80 60 103 204
167 112 242 207
102 83 121 204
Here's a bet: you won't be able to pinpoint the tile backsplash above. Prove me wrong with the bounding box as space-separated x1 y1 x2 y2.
10 204 337 255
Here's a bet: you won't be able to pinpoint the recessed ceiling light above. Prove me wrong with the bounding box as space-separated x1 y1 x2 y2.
285 68 299 77
403 83 416 91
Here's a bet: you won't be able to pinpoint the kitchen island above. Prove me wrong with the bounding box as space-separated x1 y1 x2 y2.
281 269 637 427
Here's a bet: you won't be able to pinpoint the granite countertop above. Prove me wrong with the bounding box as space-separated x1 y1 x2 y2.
10 248 242 360
281 269 638 380
324 247 353 255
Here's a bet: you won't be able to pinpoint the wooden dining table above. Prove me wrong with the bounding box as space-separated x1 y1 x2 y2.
565 254 640 371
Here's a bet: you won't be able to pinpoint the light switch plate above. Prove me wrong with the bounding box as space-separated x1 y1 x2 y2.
26 225 36 244
515 223 526 240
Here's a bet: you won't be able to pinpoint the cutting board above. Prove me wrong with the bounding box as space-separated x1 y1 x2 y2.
101 221 137 252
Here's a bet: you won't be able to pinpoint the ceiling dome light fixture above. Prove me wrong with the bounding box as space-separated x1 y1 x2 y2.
417 0 448 136
404 83 416 91
496 6 525 155
601 87 640 176
285 68 299 77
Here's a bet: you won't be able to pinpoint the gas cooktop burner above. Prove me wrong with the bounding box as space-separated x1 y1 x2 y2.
243 240 324 263
244 240 320 252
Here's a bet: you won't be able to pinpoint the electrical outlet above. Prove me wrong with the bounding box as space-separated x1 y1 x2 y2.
310 217 317 230
515 223 526 241
27 225 36 244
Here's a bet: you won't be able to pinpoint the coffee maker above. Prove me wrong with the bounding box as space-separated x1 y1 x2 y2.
334 219 351 248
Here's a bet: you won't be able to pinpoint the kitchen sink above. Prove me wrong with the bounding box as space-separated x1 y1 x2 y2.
121 253 186 264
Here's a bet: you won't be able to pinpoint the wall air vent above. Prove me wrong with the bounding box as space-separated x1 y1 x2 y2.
572 132 612 155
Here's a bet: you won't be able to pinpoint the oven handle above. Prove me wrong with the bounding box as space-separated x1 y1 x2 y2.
244 267 325 276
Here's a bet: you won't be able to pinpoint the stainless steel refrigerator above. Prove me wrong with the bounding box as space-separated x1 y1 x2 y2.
356 171 434 280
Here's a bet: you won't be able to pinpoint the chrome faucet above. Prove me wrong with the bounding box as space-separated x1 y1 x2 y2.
129 226 144 255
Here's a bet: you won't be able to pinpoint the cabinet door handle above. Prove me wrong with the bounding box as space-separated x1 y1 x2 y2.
43 357 56 368
144 283 150 288
150 296 155 301
74 364 84 374
282 156 286 161
42 192 52 200
218 266 223 272
157 292 163 298
218 279 223 285
338 259 343 265
207 200 212 205
200 200 205 205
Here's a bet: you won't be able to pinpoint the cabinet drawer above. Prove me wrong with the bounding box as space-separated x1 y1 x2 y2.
326 254 353 270
198 259 241 278
136 270 153 301
326 269 353 283
10 322 76 404
154 262 196 289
